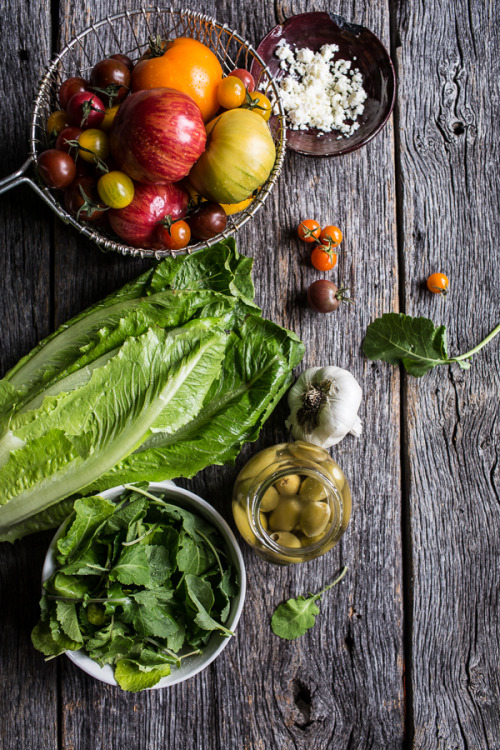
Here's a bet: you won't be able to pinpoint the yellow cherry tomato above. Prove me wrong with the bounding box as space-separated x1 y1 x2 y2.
221 196 253 215
47 110 70 136
100 104 120 132
217 76 246 109
97 171 135 209
77 129 110 163
243 91 273 121
426 272 449 296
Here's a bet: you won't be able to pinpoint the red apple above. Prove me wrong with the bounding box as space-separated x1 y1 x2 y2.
109 88 206 184
108 181 189 247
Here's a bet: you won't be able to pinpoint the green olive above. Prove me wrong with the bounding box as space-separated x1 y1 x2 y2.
274 474 302 495
260 512 268 531
238 445 285 480
259 485 279 512
323 460 346 491
288 441 329 462
299 476 327 502
232 476 253 507
232 501 257 545
299 501 331 537
269 531 302 548
269 498 301 532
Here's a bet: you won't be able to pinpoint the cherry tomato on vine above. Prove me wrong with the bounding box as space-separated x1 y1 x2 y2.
298 219 321 243
243 91 272 120
97 170 135 209
37 149 76 189
217 76 246 109
46 110 70 136
231 68 255 92
64 176 108 225
77 129 110 164
311 245 338 271
320 225 343 248
67 91 106 128
154 219 191 250
55 126 82 154
89 58 131 107
426 272 449 295
58 76 88 109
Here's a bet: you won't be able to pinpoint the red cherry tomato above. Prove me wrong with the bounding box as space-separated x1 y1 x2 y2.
55 126 82 154
188 202 227 240
37 149 76 189
64 176 108 224
66 91 106 128
231 68 255 92
311 245 338 271
298 219 321 243
58 76 88 109
154 219 191 251
307 280 352 313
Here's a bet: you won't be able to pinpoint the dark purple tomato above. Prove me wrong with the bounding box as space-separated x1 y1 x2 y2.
55 126 82 154
109 53 134 72
89 58 131 106
188 201 227 240
307 280 349 313
64 176 108 225
66 91 106 128
37 149 76 189
58 76 88 109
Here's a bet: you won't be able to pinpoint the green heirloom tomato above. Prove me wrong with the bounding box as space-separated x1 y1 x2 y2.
188 108 276 205
97 170 135 208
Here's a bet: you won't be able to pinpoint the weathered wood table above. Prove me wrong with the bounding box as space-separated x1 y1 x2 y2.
1 1 498 748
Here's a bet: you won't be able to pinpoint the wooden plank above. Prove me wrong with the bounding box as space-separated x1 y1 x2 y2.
395 0 500 746
55 2 404 749
0 2 58 749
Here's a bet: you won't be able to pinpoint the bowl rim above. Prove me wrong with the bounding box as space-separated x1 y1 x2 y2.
251 11 396 157
42 480 246 689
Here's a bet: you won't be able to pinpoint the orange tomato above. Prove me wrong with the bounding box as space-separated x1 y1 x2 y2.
131 37 223 122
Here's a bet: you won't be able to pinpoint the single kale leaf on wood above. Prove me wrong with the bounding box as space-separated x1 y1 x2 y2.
271 567 348 640
362 312 500 377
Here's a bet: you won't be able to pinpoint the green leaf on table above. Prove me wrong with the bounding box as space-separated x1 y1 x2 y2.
271 567 348 640
362 313 449 376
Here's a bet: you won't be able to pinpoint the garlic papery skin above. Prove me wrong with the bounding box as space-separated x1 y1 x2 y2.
285 366 363 449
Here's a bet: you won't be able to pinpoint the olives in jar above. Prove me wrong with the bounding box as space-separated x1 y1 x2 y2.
232 442 351 565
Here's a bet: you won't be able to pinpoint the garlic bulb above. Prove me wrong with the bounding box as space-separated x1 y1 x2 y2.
285 366 362 449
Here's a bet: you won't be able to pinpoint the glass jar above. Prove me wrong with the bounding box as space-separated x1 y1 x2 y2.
232 441 351 564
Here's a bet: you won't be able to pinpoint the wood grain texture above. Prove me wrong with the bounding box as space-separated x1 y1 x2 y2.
0 3 58 750
1 0 498 748
395 0 500 747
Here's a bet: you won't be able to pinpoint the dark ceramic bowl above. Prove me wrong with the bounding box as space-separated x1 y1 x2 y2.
250 12 396 156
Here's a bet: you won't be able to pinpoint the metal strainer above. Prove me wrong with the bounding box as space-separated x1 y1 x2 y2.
0 7 286 258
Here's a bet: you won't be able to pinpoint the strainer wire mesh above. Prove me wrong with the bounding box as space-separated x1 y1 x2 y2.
28 6 286 259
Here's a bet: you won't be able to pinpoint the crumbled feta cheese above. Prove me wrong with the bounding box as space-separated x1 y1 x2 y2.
272 41 367 137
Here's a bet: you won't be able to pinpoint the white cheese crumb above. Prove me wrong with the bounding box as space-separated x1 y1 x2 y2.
271 41 367 137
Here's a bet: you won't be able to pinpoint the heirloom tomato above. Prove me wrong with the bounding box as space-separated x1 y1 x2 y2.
189 108 275 204
131 37 223 122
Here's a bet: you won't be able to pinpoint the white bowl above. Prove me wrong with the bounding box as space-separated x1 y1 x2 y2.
42 480 246 689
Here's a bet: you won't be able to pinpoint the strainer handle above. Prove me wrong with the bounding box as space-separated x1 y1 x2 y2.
0 157 64 212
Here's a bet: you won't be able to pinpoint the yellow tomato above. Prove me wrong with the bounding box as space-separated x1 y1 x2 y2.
244 91 273 121
100 104 120 132
221 196 253 215
46 110 70 135
77 129 110 163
